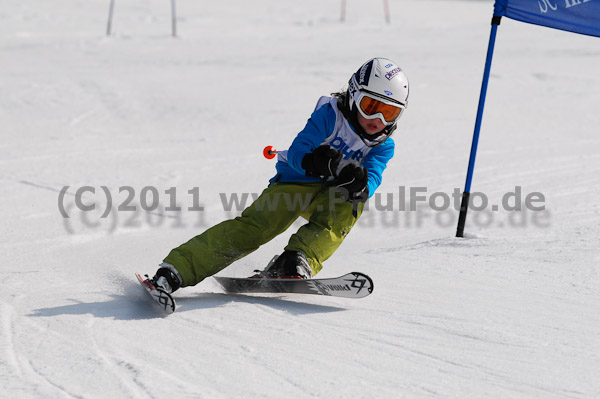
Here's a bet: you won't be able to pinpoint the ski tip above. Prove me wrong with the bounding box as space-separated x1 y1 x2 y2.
156 288 176 314
349 272 374 295
136 272 176 314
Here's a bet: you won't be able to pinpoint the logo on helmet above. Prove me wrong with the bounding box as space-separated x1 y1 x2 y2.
348 79 358 97
358 61 373 86
385 67 402 81
384 90 393 95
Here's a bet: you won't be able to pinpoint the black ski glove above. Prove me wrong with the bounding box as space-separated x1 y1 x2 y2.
336 164 369 203
301 145 342 179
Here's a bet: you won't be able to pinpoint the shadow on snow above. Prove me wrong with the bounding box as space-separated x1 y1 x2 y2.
28 285 348 320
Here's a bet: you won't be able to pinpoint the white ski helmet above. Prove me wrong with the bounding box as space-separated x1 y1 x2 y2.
347 57 409 146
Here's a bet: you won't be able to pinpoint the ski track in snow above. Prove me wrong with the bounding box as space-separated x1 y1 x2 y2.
2 0 600 397
1 302 23 382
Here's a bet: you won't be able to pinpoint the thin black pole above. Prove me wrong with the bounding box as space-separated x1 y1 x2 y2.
106 0 116 36
171 0 177 37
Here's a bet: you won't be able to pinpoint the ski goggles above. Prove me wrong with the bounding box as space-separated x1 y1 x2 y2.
357 93 405 126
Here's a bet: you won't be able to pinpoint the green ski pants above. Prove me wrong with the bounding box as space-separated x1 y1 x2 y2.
163 182 363 287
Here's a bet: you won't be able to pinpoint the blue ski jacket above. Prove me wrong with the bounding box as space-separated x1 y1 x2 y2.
270 96 394 197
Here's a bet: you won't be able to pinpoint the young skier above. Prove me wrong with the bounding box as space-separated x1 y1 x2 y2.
148 57 409 293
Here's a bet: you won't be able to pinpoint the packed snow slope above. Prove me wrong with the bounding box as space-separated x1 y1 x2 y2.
1 0 599 398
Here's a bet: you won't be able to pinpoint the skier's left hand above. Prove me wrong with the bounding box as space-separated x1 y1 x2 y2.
336 164 369 203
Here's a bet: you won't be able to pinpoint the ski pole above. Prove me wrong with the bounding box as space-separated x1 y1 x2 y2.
263 145 280 159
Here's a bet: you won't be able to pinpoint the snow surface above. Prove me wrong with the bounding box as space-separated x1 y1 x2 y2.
1 0 600 397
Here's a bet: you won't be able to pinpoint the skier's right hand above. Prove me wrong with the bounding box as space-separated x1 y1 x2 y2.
301 145 342 178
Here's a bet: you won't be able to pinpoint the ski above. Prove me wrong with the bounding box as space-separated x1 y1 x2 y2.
214 272 373 298
135 272 176 314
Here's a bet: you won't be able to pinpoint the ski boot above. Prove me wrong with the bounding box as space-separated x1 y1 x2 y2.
149 263 183 294
253 251 313 279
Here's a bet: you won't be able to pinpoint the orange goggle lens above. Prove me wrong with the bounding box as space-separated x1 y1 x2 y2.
359 96 402 122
